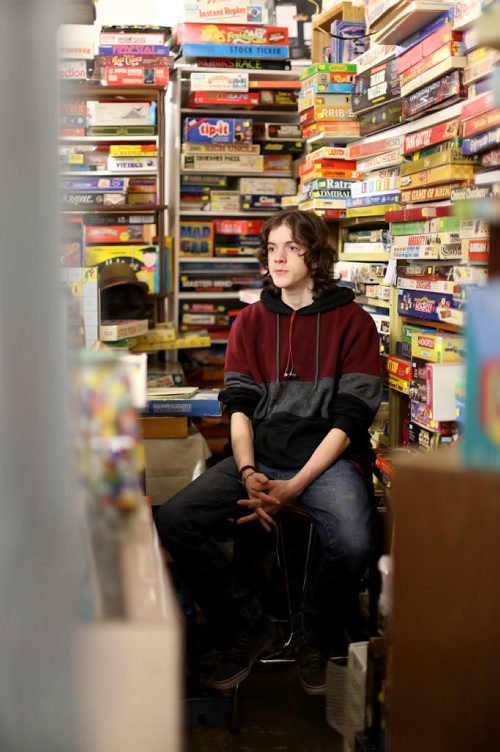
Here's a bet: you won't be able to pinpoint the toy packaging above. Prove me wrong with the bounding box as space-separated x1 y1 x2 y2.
180 0 271 25
179 221 214 256
398 288 465 326
183 116 253 143
411 332 464 363
352 57 401 114
181 153 264 172
190 70 249 91
176 23 288 46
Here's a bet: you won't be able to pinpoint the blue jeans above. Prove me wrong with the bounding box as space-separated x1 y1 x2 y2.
155 456 372 644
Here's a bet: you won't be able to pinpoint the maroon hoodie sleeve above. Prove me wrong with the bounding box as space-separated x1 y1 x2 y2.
218 312 262 418
329 312 382 441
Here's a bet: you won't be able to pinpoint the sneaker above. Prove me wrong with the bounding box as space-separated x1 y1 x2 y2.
296 635 328 696
210 615 275 691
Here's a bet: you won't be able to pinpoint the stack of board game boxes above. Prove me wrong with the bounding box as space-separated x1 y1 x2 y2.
92 25 173 87
174 20 289 65
334 0 498 457
284 145 360 217
178 216 262 343
181 116 299 212
281 62 363 215
298 62 360 144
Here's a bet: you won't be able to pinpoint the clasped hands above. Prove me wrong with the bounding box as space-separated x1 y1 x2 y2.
237 472 298 532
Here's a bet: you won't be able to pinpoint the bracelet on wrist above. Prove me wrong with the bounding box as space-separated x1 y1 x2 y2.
243 470 256 484
238 464 256 482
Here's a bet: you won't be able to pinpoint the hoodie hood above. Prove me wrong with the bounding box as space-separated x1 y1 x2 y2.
259 285 356 387
260 285 355 315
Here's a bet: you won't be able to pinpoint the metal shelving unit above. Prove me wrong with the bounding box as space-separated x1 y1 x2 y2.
59 83 170 316
170 61 305 338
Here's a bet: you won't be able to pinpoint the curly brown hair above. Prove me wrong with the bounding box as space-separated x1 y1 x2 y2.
256 209 339 299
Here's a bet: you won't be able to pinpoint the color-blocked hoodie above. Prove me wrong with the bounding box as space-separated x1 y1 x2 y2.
219 286 382 470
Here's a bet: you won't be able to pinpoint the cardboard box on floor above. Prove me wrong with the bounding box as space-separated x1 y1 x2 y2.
388 447 500 752
143 426 211 505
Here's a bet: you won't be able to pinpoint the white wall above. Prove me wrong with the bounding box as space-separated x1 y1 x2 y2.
95 0 184 26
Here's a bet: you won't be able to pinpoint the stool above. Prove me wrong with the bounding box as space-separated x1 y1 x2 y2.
229 503 316 734
259 502 317 665
229 490 383 733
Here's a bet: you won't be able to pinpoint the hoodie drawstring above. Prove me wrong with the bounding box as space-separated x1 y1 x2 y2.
277 311 321 385
284 310 298 379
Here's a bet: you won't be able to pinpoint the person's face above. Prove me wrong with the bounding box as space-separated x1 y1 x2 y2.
266 223 313 296
143 252 156 266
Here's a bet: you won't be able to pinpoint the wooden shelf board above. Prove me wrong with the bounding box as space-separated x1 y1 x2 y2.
375 3 454 45
339 215 387 227
60 136 158 143
181 108 298 118
356 295 391 309
60 171 157 177
178 292 247 299
311 1 365 62
61 204 167 214
179 257 258 263
60 83 166 98
180 170 293 177
312 2 365 32
179 210 280 217
399 315 462 334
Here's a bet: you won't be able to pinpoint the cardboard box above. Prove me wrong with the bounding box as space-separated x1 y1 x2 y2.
139 416 189 439
181 42 289 59
190 70 249 91
397 26 464 75
253 122 302 141
143 430 211 504
183 117 252 143
399 163 475 188
300 104 355 124
352 57 401 113
238 176 296 195
398 288 465 325
181 153 264 172
179 0 270 24
426 362 464 421
179 221 214 256
188 91 259 107
210 191 241 211
411 332 464 363
86 100 154 126
176 22 288 45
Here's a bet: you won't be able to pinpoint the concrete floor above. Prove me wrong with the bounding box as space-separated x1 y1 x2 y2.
186 663 343 752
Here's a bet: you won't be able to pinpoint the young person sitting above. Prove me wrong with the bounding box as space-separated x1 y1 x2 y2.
155 209 382 695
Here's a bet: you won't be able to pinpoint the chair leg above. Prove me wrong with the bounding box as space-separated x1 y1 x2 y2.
300 522 316 602
258 519 317 666
274 519 295 648
229 684 240 735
